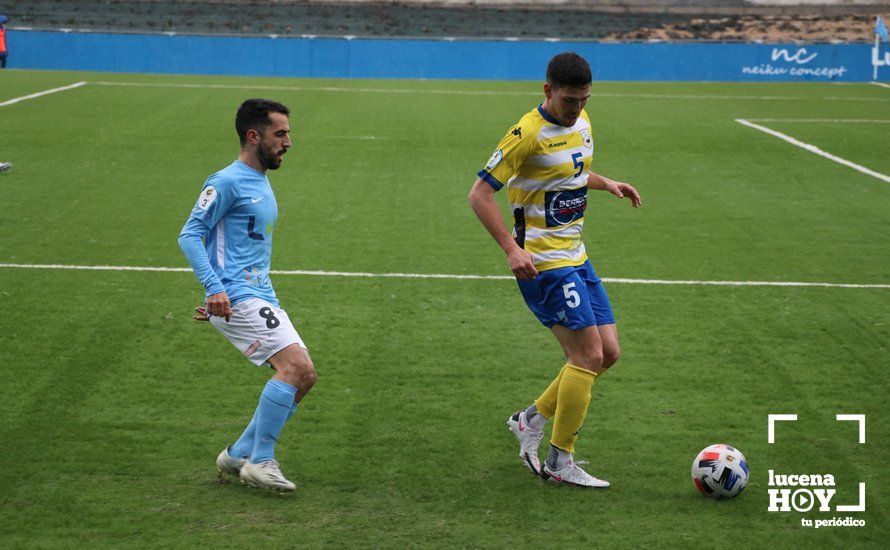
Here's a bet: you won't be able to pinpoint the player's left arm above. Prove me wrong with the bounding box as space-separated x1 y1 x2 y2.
587 171 642 208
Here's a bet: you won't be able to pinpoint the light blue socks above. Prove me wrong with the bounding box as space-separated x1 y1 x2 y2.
229 410 258 459
230 380 297 462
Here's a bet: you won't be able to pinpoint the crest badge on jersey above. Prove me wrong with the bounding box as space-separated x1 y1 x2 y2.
197 186 218 210
580 128 593 150
486 149 504 171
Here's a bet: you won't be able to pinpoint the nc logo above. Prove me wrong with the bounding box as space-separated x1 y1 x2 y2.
771 47 818 64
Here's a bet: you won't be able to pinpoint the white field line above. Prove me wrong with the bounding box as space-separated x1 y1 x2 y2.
0 81 87 107
91 81 541 97
735 118 890 184
0 263 887 289
89 81 890 102
339 136 386 140
870 82 890 89
746 118 890 123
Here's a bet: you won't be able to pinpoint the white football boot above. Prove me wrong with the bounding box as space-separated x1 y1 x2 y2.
506 411 544 475
239 460 296 492
0 162 11 172
541 461 610 488
216 446 246 481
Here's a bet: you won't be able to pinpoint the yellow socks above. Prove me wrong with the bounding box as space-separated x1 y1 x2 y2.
550 363 597 454
533 364 567 419
532 363 599 453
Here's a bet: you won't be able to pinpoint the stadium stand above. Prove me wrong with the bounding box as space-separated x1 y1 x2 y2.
2 0 888 41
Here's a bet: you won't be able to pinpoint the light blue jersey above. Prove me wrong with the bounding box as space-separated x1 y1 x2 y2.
178 160 279 306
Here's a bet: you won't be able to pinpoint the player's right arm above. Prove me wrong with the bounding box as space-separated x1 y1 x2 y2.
468 179 538 280
468 119 538 280
178 176 234 321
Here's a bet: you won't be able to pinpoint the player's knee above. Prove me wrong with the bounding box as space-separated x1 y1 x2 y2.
573 349 604 373
602 347 620 369
301 365 318 390
294 354 317 390
277 355 314 387
294 356 315 383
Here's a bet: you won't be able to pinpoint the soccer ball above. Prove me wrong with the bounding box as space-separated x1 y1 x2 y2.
691 444 749 499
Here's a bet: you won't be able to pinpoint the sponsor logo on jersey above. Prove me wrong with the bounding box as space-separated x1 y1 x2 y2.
485 149 503 171
244 267 270 287
548 140 567 149
545 187 588 227
197 186 217 210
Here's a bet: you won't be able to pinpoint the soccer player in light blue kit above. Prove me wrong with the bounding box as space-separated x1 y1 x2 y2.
178 98 317 492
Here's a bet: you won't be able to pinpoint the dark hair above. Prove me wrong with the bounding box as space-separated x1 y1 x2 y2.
546 52 592 89
235 98 290 145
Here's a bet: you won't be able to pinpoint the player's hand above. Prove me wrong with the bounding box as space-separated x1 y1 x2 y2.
205 291 232 322
607 181 642 208
507 247 538 281
194 306 210 322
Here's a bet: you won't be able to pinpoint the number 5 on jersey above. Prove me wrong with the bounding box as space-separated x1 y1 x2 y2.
563 282 581 308
571 152 584 178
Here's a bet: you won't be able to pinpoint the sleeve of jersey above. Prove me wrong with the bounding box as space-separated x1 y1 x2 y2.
177 176 234 298
477 123 534 192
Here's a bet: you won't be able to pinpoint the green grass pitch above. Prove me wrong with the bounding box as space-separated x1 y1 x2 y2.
0 69 888 548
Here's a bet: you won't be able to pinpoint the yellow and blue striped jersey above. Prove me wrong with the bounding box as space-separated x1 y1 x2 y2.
477 105 594 272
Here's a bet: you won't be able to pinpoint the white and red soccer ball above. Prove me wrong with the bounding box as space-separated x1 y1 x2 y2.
691 444 749 499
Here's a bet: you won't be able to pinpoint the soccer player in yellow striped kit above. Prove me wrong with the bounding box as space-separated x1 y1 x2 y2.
469 52 641 488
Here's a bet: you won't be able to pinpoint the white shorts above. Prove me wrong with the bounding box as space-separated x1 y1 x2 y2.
209 297 306 366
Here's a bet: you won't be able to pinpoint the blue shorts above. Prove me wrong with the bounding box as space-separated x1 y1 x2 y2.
517 260 615 330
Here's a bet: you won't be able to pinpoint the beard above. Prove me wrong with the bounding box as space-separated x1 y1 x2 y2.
258 141 285 170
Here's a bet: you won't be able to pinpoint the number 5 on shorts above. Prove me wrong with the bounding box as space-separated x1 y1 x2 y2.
562 282 580 308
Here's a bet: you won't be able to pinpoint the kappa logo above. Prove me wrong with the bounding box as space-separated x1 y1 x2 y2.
512 126 522 139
